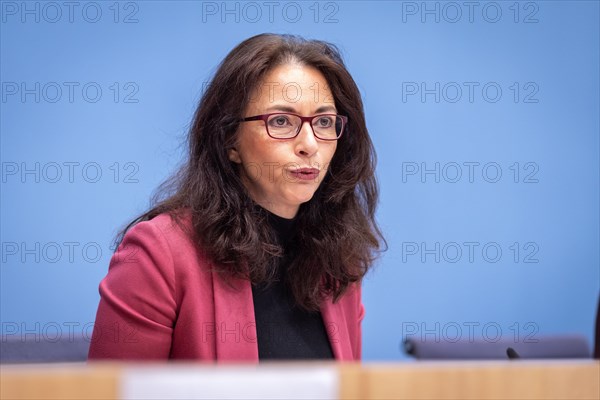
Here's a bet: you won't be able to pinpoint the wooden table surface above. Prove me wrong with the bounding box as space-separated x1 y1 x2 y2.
2 359 599 399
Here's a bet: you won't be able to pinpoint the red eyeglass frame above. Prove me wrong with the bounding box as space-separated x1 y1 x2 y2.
240 112 348 141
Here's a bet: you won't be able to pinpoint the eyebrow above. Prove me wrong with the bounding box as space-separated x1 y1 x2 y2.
264 104 338 114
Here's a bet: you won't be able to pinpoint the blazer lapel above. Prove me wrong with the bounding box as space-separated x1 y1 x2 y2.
211 270 353 361
211 270 259 362
321 297 353 360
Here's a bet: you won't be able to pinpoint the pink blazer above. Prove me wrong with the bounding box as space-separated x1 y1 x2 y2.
88 211 364 362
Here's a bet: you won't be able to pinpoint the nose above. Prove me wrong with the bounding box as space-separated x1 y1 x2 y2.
295 120 319 156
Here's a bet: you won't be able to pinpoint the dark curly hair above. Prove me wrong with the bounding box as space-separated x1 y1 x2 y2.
114 33 386 311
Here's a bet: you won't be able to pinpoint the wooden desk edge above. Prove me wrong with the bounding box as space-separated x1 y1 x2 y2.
1 360 599 400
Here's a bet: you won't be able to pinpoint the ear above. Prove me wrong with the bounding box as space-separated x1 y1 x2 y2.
228 147 241 164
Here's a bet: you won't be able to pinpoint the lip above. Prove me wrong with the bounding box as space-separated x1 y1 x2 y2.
288 168 320 181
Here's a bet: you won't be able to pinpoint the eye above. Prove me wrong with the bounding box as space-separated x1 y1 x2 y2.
268 115 292 127
315 116 334 128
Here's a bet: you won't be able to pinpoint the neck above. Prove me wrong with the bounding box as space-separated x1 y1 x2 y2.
252 200 298 219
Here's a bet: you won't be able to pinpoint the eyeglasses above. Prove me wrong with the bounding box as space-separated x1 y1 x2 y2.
240 113 348 141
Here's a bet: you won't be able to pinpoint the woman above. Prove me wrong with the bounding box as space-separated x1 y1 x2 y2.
88 33 385 361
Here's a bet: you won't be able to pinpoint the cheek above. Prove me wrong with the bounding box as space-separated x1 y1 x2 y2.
247 146 288 182
242 163 263 183
238 134 268 164
324 143 338 168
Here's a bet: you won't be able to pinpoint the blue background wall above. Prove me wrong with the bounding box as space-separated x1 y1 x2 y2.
1 1 598 361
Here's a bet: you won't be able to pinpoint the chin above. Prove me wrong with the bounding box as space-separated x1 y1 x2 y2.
288 191 316 205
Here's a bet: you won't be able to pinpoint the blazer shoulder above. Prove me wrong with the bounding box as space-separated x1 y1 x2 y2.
114 209 203 275
108 209 210 302
142 209 193 235
125 209 195 248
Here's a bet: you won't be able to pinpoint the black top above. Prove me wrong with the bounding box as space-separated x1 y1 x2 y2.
251 205 334 360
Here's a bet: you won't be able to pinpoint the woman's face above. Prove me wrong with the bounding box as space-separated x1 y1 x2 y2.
228 63 338 219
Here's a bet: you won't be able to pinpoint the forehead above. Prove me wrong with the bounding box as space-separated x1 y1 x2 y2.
248 63 335 108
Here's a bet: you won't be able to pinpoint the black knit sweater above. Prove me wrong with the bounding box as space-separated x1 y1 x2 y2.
251 206 334 360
